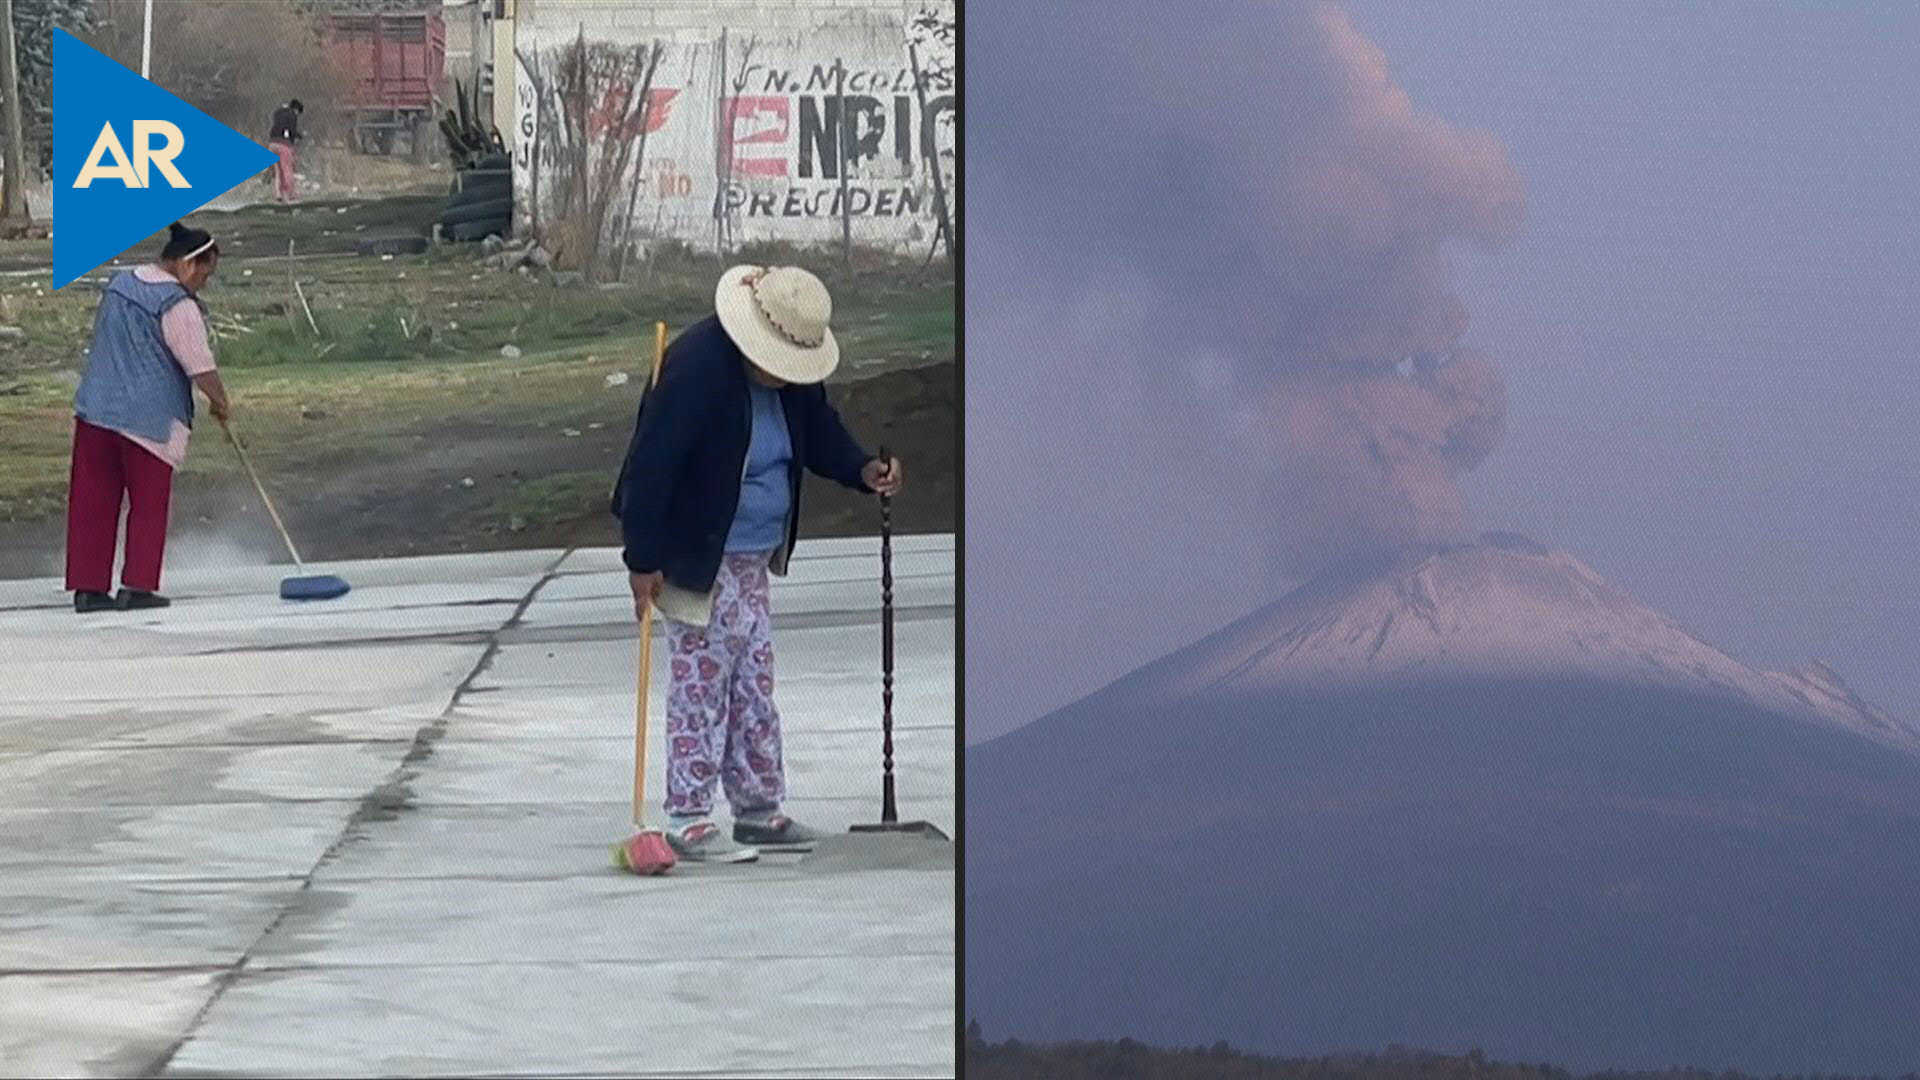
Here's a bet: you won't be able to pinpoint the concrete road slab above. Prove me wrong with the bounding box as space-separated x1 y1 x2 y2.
0 801 357 886
305 800 954 883
0 741 413 811
470 616 952 693
244 868 950 969
0 698 447 754
515 585 952 634
537 549 954 605
0 644 478 707
401 729 952 809
0 971 224 1079
163 955 953 1079
0 538 954 1077
441 690 951 743
0 879 303 970
553 535 953 578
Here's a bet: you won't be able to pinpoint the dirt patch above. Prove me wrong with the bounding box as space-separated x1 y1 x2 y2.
0 361 954 579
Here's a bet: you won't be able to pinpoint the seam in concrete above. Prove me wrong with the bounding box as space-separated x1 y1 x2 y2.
424 723 953 742
171 598 950 658
0 583 536 616
268 864 954 889
500 602 954 645
2 796 406 812
0 799 366 816
0 963 235 978
0 688 449 707
145 548 576 1078
188 630 498 657
61 737 417 754
0 875 308 892
239 949 957 975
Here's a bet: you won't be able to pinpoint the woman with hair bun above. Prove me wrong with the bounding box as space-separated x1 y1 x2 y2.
65 221 231 613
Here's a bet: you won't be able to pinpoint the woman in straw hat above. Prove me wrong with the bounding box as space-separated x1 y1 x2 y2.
613 264 903 863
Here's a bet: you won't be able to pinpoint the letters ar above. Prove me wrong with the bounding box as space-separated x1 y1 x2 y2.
75 121 190 189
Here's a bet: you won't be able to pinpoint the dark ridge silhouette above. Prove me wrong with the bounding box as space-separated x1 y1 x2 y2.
962 1023 1919 1080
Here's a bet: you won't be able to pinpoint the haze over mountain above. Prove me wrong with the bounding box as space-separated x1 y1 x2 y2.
966 534 1920 1075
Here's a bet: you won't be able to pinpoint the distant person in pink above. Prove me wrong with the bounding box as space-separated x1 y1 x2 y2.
266 99 303 203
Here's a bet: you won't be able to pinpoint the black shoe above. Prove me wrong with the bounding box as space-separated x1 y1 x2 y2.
74 590 116 614
116 589 171 611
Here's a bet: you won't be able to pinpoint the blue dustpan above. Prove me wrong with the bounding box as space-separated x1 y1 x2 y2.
280 574 351 601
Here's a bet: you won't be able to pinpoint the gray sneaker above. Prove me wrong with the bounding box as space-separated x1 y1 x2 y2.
733 813 824 851
666 819 759 863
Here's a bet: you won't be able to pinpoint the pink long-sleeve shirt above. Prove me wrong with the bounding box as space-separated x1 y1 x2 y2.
107 265 217 469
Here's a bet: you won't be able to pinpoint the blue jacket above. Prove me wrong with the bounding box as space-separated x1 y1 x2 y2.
73 271 201 445
612 314 874 592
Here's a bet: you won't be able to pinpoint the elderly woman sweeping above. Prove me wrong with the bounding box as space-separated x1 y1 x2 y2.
613 265 902 863
66 222 231 614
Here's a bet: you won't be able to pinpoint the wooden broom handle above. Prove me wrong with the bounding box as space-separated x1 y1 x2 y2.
634 320 668 827
634 605 653 827
221 419 305 569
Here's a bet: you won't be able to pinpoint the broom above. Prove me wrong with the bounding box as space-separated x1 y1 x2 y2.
221 419 351 602
614 320 677 875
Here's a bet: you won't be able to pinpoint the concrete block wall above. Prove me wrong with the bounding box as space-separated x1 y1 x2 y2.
508 0 955 255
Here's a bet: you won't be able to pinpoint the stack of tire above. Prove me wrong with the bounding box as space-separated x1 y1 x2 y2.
439 152 513 243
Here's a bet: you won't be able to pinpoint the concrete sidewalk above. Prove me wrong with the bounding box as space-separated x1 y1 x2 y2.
0 536 955 1078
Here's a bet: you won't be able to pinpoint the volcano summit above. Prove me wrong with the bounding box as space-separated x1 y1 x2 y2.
968 534 1920 1074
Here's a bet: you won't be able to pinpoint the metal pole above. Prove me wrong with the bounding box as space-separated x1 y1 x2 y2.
877 444 897 824
141 0 153 79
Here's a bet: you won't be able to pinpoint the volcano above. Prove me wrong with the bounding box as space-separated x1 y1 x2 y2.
966 534 1920 1075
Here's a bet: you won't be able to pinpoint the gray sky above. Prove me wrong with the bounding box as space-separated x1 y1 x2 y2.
967 1 1920 743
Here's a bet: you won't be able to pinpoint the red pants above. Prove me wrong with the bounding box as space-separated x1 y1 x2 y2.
65 419 174 594
269 140 296 202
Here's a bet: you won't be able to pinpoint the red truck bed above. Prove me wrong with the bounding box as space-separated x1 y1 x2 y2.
326 11 447 113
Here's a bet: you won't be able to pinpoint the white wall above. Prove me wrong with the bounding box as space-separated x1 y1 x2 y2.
442 0 493 92
492 0 519 142
510 0 955 254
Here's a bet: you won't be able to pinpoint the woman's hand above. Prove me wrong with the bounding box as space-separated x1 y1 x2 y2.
863 456 904 497
193 372 230 424
629 571 663 623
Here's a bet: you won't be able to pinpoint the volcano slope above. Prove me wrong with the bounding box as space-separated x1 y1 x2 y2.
967 534 1920 1075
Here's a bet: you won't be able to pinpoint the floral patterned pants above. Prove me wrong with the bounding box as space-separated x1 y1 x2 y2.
661 552 785 818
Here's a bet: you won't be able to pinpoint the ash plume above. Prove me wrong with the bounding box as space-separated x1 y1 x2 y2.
978 0 1525 576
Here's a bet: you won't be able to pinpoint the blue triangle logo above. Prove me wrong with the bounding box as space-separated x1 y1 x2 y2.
52 29 279 289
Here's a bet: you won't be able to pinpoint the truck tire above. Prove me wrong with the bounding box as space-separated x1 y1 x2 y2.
438 196 515 228
357 232 430 257
447 216 512 243
447 170 510 198
444 180 510 211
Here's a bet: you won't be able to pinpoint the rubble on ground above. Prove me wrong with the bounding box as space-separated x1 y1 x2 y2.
477 235 554 274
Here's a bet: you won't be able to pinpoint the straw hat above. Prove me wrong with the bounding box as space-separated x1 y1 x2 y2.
714 265 840 385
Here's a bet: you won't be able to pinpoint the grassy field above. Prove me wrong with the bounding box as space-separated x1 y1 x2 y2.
0 195 955 579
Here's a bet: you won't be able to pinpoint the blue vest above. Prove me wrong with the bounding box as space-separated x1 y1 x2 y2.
73 271 201 445
725 381 794 553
